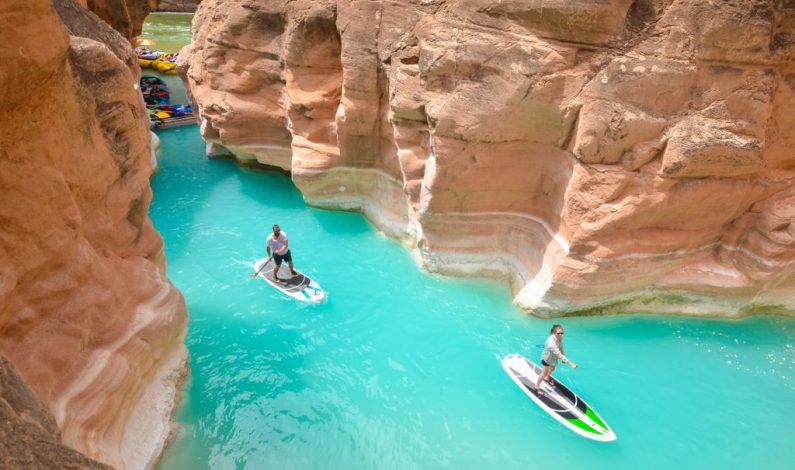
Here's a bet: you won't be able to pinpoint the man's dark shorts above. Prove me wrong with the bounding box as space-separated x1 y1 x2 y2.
274 250 292 265
541 360 550 367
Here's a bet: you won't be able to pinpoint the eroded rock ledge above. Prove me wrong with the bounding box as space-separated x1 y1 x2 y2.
182 0 795 317
0 0 187 468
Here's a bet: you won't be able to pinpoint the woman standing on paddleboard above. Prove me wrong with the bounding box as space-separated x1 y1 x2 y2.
535 324 577 395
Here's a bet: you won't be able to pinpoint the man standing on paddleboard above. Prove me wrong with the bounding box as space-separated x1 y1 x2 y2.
535 324 577 395
266 224 298 282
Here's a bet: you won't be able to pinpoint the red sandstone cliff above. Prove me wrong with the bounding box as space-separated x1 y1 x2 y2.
0 356 111 469
181 0 795 317
69 0 159 42
0 0 187 468
157 0 200 13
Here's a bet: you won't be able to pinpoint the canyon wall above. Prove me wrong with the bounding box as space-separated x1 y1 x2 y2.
182 0 795 317
157 0 200 13
0 356 111 469
70 0 159 42
0 0 187 468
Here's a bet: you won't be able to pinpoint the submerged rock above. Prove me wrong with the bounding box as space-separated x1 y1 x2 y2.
182 0 795 317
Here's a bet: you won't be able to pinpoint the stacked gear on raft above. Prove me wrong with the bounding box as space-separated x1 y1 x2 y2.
141 75 170 105
140 76 194 129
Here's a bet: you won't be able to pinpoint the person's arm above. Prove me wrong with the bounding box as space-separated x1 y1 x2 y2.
549 341 577 368
266 238 272 257
282 237 289 254
549 342 568 363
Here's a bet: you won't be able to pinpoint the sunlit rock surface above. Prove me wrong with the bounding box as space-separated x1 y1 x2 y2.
182 0 795 317
0 0 187 468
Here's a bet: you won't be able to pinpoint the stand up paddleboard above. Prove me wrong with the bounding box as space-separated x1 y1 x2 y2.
253 257 326 303
502 354 615 442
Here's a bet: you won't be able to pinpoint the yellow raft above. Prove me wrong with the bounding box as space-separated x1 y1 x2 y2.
152 58 177 74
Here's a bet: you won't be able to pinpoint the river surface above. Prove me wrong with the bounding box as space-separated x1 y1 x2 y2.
143 14 795 470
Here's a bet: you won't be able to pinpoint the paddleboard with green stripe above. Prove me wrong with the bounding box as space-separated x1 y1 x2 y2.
502 354 616 442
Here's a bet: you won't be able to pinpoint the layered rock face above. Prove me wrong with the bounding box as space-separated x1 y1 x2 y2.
157 0 200 12
0 0 187 468
182 0 795 317
70 0 159 42
0 357 110 469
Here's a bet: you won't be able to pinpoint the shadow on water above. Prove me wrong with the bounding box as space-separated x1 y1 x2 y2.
151 128 311 266
234 164 306 211
573 313 795 348
307 208 373 238
232 160 375 244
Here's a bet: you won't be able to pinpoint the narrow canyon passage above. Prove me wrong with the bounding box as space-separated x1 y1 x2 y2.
3 2 795 468
150 126 795 469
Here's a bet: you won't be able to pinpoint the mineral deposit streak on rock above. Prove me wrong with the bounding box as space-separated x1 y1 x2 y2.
182 0 795 317
1 0 187 469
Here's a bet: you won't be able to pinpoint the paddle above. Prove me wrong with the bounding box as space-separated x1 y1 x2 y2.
249 257 272 279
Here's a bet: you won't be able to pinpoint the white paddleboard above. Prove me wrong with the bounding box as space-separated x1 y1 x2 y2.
502 354 615 442
253 257 326 303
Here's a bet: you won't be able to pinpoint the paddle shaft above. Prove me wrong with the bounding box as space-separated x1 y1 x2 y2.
250 257 272 278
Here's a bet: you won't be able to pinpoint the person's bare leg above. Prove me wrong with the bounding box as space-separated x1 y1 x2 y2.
288 260 297 276
535 366 551 392
273 263 281 281
546 364 557 387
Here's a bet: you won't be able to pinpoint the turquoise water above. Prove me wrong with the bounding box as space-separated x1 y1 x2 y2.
150 126 795 469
